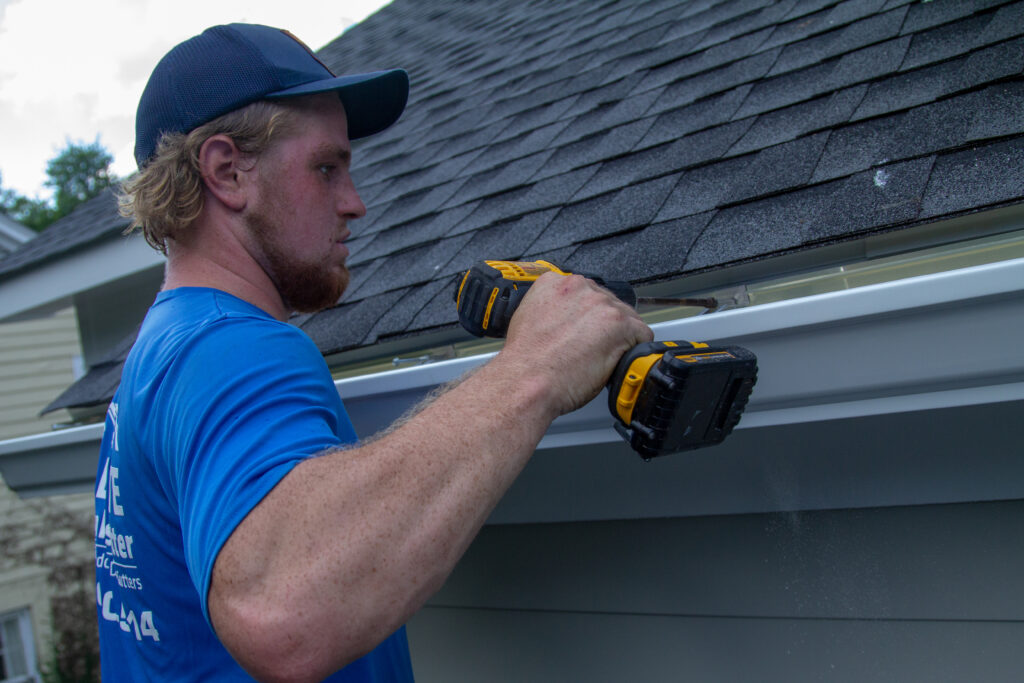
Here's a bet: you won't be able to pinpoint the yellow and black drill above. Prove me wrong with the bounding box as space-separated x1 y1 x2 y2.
454 260 758 459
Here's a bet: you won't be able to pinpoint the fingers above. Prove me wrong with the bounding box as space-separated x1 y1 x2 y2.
502 272 653 416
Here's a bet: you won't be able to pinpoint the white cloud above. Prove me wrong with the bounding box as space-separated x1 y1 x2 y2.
0 0 390 198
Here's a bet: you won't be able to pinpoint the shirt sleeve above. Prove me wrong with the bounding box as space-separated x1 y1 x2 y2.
147 315 356 625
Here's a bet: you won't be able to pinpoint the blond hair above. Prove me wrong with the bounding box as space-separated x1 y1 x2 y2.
119 100 298 252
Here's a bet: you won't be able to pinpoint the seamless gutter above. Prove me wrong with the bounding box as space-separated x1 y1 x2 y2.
1 256 1022 497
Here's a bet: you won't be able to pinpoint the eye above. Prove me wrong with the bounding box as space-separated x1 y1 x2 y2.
318 164 335 178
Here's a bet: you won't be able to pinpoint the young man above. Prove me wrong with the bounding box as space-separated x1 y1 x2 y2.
95 23 652 682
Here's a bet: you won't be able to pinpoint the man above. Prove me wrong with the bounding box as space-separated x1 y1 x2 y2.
95 23 652 682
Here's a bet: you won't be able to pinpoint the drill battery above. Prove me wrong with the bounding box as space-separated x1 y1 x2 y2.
608 341 758 459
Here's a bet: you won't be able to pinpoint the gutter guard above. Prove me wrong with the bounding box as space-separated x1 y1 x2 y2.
2 257 1022 500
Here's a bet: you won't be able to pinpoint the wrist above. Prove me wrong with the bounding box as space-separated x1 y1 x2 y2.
481 348 564 425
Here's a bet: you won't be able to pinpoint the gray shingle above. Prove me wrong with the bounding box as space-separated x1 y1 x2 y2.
302 289 407 354
853 57 964 121
364 279 453 343
901 0 995 34
640 26 774 94
767 6 909 77
446 187 535 237
806 155 935 241
733 60 839 119
762 4 834 50
349 212 452 266
730 85 867 154
654 156 750 223
528 175 678 254
978 1 1024 45
920 138 1024 218
522 164 602 207
407 280 462 331
811 93 977 182
573 143 682 201
826 35 913 90
967 81 1024 141
725 132 830 203
558 87 663 145
545 120 656 178
642 48 781 114
564 213 712 283
687 154 934 269
664 119 756 169
900 10 996 71
443 209 560 278
825 0 890 26
641 85 752 148
43 359 126 413
949 37 1024 92
694 3 796 50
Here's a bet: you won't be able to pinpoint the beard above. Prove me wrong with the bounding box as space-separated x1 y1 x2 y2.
244 207 350 315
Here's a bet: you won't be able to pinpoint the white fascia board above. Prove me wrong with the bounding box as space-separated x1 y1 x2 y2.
0 234 164 322
1 257 1022 501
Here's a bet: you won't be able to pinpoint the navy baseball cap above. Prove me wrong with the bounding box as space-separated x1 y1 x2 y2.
134 23 409 167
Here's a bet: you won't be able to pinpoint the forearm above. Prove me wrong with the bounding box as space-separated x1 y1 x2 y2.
210 350 559 681
209 272 652 682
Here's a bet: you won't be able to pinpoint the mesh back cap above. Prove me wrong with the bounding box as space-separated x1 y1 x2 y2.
134 23 408 166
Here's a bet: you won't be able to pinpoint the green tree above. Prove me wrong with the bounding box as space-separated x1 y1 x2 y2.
0 139 115 232
45 139 114 220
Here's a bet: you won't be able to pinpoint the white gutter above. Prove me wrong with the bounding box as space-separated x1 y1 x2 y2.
2 257 1022 502
340 256 1024 448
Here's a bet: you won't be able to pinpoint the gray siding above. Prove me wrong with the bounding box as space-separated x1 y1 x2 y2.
408 500 1024 681
0 307 80 440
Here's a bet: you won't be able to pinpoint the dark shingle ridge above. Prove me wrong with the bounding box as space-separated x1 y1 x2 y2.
41 0 1024 411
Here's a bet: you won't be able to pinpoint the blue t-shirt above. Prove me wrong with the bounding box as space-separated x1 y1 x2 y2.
95 288 413 681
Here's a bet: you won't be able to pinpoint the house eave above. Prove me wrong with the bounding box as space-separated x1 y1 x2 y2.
0 233 164 323
2 257 1021 508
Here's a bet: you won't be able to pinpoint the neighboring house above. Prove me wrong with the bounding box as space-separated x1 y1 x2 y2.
0 213 81 440
2 0 1024 679
0 213 94 681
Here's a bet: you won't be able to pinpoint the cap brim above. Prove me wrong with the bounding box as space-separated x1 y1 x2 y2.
267 69 409 139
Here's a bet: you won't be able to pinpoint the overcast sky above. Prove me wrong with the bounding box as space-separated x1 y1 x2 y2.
0 0 391 199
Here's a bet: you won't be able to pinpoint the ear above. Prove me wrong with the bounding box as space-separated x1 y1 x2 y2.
198 135 249 212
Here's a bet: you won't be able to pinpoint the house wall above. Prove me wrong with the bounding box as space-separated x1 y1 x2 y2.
0 476 94 675
407 500 1024 682
0 306 81 440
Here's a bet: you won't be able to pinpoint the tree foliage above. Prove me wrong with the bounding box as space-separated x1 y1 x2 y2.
0 139 115 232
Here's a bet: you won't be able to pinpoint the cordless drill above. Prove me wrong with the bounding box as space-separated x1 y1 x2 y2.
454 260 758 459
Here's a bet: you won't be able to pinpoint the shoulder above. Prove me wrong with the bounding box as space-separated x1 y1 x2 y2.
131 288 320 367
121 288 337 426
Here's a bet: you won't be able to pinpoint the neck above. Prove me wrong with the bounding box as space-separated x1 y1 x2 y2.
163 212 290 321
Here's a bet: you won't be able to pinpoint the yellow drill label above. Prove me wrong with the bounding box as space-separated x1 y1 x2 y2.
675 351 735 363
486 260 568 281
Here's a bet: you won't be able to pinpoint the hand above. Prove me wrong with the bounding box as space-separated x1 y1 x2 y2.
500 272 653 416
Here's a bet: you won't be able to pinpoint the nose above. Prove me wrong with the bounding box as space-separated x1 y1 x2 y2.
338 176 367 220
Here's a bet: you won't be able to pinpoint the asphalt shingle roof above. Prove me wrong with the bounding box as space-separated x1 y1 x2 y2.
11 0 1024 414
